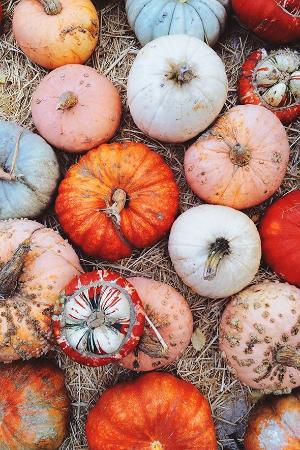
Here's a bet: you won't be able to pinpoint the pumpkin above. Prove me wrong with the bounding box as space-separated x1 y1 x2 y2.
0 121 59 219
126 0 230 47
168 205 261 299
232 0 300 44
220 281 300 393
55 142 179 261
31 65 121 153
260 190 300 288
86 372 218 450
184 105 290 210
120 277 193 371
53 270 145 367
0 359 70 450
127 34 228 143
238 49 300 125
0 218 82 362
244 389 300 450
13 0 99 69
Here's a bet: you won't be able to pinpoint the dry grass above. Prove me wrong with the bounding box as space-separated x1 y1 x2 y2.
0 1 299 449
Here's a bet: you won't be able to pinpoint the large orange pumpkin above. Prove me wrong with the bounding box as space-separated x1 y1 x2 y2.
13 0 99 69
55 142 179 261
0 359 70 449
86 372 218 449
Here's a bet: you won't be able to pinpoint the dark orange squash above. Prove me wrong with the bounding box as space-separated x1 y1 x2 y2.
55 142 179 261
86 372 217 449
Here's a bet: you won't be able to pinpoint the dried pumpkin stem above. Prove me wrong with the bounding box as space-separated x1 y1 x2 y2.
57 91 78 111
168 63 194 84
276 346 300 369
203 237 230 281
145 314 168 351
39 0 62 15
103 189 127 226
229 143 252 167
0 239 31 298
151 441 164 450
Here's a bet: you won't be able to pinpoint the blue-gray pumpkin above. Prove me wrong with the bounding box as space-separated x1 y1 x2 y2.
126 0 230 47
0 121 59 219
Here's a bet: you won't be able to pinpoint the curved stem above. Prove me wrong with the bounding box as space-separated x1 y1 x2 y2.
0 130 24 182
145 314 168 351
203 238 230 281
56 91 78 111
276 346 300 369
39 0 62 15
103 189 127 226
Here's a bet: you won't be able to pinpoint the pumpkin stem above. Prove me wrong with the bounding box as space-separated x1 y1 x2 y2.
145 313 168 352
151 441 164 450
0 129 24 182
203 237 230 281
276 346 300 369
168 63 195 85
229 143 252 167
103 189 127 226
39 0 62 15
57 91 79 111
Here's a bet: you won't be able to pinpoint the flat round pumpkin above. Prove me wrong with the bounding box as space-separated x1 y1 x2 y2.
86 372 218 450
31 64 122 152
55 142 179 261
53 270 145 367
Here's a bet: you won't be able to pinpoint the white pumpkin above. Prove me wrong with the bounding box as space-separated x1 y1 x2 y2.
126 0 230 47
127 34 228 143
168 205 261 299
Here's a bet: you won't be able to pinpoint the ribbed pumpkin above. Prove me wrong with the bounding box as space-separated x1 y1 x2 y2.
55 142 179 261
86 372 218 450
0 218 82 362
0 359 70 450
0 121 59 219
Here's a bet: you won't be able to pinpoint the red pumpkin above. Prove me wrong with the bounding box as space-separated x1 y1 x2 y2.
53 270 145 367
232 0 300 44
86 372 218 449
55 142 179 261
260 190 300 287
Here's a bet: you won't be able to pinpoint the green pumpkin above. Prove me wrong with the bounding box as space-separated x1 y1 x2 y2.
0 121 59 219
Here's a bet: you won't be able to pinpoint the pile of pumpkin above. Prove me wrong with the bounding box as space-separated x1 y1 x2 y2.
0 0 299 448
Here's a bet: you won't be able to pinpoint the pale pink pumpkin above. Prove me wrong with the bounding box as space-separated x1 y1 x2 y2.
0 218 82 361
31 64 122 153
220 281 300 393
120 277 193 371
184 105 290 210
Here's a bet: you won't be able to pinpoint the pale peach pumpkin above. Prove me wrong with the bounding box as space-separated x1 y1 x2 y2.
0 219 82 361
31 64 122 153
120 277 193 371
184 105 290 210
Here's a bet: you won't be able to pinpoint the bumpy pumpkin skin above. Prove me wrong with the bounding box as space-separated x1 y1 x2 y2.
0 121 59 219
260 190 300 288
0 359 70 450
184 105 290 210
86 372 218 450
220 282 300 393
55 142 179 261
120 277 193 371
13 0 99 69
32 65 122 153
0 219 82 362
244 390 300 450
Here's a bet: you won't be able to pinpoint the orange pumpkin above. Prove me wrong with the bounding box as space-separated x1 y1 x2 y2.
31 64 122 153
13 0 99 69
184 105 290 210
86 372 218 450
0 359 70 449
244 389 300 450
55 142 179 261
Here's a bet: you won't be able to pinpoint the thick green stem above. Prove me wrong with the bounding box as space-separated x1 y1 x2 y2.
203 238 230 281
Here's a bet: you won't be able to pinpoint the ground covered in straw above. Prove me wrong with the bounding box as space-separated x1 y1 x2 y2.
0 0 299 449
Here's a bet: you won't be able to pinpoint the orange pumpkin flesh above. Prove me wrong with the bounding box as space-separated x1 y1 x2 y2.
86 372 218 450
55 142 179 261
0 359 70 450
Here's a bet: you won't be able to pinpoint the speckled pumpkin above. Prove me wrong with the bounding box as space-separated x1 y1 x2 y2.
220 282 300 393
0 359 70 450
120 277 193 371
0 219 82 362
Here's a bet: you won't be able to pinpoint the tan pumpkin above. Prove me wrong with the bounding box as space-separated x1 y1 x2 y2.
184 105 290 210
0 218 82 361
13 0 99 69
31 64 122 153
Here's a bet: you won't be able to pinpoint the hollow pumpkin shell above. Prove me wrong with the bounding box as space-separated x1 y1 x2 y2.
120 277 193 371
0 219 82 362
31 64 122 152
220 281 300 393
0 359 70 450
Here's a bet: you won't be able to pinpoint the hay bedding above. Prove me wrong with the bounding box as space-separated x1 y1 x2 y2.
0 0 299 448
